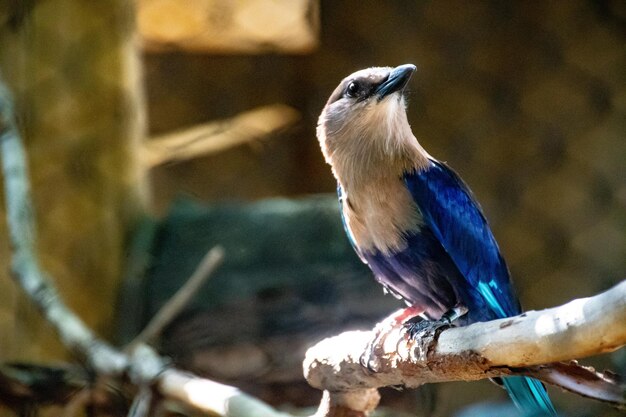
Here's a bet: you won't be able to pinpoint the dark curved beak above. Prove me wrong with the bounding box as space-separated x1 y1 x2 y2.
375 64 416 100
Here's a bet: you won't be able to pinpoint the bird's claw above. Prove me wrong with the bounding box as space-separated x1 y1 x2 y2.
403 316 452 340
359 348 380 373
403 305 468 340
360 329 387 372
359 305 429 372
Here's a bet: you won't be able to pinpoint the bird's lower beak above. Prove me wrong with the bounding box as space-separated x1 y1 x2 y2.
375 64 417 100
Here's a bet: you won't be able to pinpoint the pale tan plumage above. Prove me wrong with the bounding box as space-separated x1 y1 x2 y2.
316 66 431 254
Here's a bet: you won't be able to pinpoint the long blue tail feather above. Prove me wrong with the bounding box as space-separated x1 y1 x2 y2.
502 376 557 416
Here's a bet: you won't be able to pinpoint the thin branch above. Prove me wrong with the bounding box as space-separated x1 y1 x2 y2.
304 281 626 414
127 386 152 417
527 361 625 405
62 389 92 417
0 76 292 417
157 368 294 417
128 246 225 348
142 104 300 167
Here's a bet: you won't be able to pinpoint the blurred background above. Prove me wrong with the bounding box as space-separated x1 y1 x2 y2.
0 0 624 416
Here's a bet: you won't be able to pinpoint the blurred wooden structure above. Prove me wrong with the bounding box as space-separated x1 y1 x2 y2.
138 0 319 53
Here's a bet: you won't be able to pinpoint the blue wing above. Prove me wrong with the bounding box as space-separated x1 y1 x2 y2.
404 161 557 416
404 160 520 319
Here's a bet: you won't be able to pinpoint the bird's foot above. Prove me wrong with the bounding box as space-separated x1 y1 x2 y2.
403 304 468 340
360 305 425 372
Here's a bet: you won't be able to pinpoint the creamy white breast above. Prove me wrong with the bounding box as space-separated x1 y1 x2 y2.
342 175 423 255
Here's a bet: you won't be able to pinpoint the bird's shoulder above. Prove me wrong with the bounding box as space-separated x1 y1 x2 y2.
403 159 488 223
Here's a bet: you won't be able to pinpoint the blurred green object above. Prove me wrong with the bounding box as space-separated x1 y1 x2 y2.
118 195 397 349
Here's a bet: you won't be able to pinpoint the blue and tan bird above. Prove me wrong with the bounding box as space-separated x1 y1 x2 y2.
316 64 557 416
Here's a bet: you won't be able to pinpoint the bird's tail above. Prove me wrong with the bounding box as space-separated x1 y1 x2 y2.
502 376 557 416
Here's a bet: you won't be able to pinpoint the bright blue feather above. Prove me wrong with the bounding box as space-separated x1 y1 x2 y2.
337 185 366 263
401 160 556 416
403 160 520 319
502 377 557 416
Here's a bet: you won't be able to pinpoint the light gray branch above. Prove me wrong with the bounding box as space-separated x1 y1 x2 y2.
157 368 294 417
436 281 626 367
0 76 290 417
304 281 626 413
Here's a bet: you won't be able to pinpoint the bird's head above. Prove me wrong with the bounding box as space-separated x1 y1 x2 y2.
317 64 427 184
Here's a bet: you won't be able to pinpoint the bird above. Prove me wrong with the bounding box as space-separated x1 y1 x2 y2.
316 64 557 416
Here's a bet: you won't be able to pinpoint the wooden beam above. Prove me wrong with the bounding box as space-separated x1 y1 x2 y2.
138 0 319 54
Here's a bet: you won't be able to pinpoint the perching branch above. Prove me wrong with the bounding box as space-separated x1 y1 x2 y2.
0 77 292 417
304 281 626 414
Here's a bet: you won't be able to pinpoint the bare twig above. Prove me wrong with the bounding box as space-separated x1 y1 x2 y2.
142 104 300 167
0 76 292 417
311 390 380 417
304 281 626 414
157 368 294 417
128 246 225 348
527 361 625 405
62 389 92 417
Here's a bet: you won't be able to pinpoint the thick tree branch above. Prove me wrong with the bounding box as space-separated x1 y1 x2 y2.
436 281 626 367
304 281 626 413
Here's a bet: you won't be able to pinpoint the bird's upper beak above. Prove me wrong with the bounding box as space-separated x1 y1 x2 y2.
374 64 417 100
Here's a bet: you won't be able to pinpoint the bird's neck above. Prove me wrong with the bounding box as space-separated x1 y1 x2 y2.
329 131 431 193
322 107 431 254
319 95 432 190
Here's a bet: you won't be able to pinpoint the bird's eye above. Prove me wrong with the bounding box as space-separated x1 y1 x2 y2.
345 81 360 98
